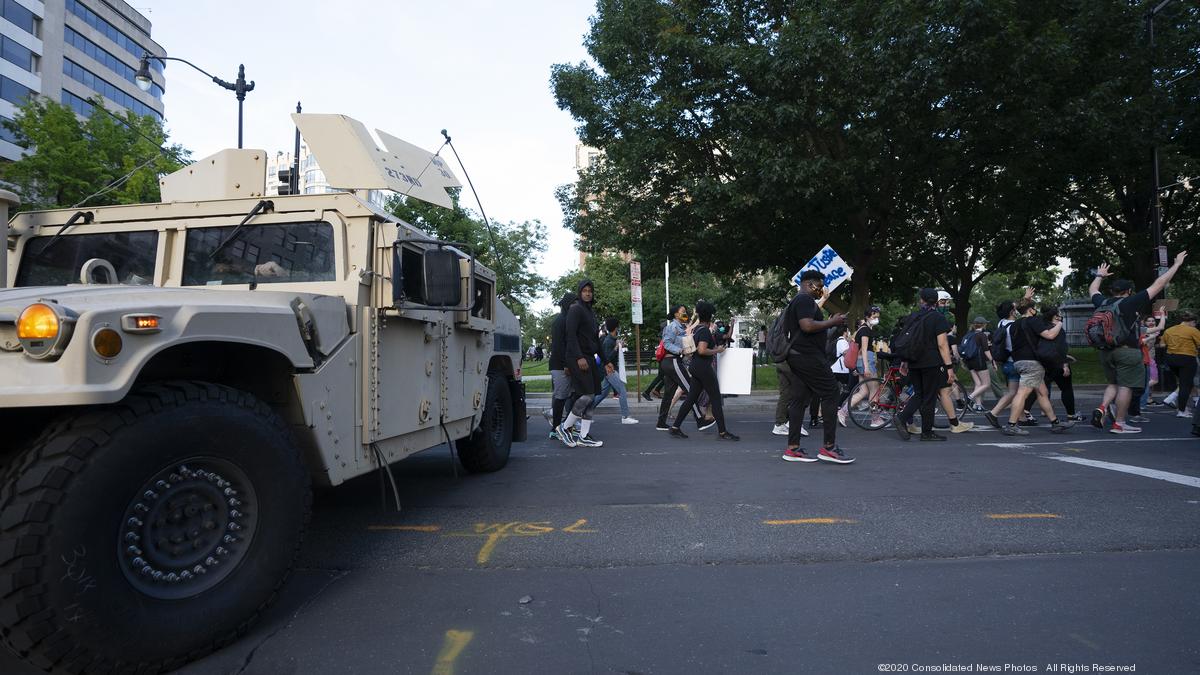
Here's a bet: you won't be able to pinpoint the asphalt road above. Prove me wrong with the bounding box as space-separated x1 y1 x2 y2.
4 398 1199 674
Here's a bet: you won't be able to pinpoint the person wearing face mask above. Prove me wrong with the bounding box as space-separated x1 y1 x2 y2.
780 271 854 464
843 306 882 424
667 301 739 440
655 304 706 431
893 288 957 441
930 291 975 434
961 317 994 410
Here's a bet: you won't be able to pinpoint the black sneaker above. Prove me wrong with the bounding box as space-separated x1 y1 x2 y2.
655 422 669 431
893 415 912 441
1017 416 1038 427
698 418 717 431
984 411 1001 429
668 427 688 439
718 431 740 441
1090 408 1104 429
818 446 855 464
920 432 947 441
642 391 655 401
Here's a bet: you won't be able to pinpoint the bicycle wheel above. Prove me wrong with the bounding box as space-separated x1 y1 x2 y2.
949 380 973 420
847 378 898 430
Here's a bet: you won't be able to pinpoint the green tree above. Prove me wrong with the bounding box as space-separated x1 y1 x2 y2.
388 194 549 308
1 96 189 210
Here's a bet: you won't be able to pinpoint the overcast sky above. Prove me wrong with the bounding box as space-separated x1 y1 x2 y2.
141 0 596 311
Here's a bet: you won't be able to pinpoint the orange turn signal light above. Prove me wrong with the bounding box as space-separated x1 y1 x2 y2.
16 303 59 340
121 314 162 334
92 328 123 359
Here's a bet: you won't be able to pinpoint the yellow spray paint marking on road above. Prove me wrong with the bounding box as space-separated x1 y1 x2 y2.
431 629 473 675
1062 447 1086 453
763 518 858 525
444 519 599 564
985 513 1062 520
367 525 442 532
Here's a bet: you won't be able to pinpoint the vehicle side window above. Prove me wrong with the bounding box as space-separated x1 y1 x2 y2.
183 222 335 286
16 231 159 286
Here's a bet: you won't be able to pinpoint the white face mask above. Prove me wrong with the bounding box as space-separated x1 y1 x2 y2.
867 318 879 327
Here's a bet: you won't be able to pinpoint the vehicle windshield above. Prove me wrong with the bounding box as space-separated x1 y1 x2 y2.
182 221 335 286
15 231 159 287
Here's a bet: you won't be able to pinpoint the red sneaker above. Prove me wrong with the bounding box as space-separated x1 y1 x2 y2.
818 446 855 464
781 447 817 463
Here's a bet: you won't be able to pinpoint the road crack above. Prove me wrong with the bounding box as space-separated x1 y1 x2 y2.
235 568 351 674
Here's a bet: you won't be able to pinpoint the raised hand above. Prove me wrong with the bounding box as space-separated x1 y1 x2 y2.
1096 263 1112 278
1173 251 1188 267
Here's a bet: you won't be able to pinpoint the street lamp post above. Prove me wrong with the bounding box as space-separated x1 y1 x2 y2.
135 54 255 149
1146 0 1173 280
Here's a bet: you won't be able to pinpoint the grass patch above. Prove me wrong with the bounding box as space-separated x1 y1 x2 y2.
520 360 550 377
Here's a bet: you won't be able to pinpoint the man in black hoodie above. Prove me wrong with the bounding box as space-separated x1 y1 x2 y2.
547 290 577 438
557 279 604 448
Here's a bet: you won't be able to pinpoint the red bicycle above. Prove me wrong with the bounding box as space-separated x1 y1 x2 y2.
846 352 972 430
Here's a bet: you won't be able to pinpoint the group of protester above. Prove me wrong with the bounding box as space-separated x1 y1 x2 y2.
543 251 1200 455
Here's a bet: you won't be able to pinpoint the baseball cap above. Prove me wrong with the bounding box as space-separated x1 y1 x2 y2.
919 288 938 304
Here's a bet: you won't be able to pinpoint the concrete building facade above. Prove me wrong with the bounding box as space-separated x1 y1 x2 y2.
0 0 165 160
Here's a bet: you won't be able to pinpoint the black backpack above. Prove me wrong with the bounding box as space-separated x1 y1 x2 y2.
766 311 794 363
824 329 841 366
990 321 1013 363
890 311 930 361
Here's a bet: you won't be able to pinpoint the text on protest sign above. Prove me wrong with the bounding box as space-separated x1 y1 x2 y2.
792 244 854 293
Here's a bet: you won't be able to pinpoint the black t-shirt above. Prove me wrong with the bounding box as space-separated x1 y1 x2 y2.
1091 291 1150 348
692 325 715 364
910 308 952 369
854 325 875 352
1010 315 1048 362
785 293 826 357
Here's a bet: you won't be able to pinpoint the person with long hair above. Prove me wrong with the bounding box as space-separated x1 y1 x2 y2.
667 301 739 440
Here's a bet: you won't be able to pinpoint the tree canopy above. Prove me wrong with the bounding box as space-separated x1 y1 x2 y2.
551 0 1200 328
1 96 189 211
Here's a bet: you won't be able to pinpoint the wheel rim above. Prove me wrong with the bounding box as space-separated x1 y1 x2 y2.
117 458 258 600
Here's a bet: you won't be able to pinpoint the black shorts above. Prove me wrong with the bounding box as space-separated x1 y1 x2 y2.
569 365 600 397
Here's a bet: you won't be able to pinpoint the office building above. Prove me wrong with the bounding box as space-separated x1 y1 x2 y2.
0 0 166 160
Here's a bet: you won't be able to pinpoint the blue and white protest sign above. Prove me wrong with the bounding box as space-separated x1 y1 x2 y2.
792 244 854 292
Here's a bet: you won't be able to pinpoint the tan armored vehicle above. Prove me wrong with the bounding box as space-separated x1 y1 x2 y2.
0 114 527 673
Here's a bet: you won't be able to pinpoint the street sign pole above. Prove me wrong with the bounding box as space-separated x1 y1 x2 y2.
631 261 643 402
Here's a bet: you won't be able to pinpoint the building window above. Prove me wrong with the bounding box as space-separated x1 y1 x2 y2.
63 59 161 119
65 0 161 71
0 115 24 146
0 35 32 71
64 26 163 99
1 0 35 36
0 75 31 106
61 89 91 116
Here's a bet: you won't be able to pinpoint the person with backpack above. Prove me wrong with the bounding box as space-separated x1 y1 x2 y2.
984 289 1035 429
1002 300 1076 436
779 270 853 464
1087 253 1189 433
891 288 955 441
960 317 993 410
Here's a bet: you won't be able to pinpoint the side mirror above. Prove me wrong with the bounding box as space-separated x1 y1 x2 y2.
422 249 462 307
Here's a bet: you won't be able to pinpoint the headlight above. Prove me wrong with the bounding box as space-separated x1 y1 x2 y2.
16 302 77 359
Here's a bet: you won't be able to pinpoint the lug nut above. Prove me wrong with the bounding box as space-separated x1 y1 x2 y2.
223 535 238 544
229 498 242 508
224 488 237 497
169 473 182 482
125 532 139 542
205 556 219 566
227 523 242 531
127 517 143 528
144 490 158 500
193 565 206 575
229 510 243 519
155 480 170 491
132 557 145 567
134 503 149 514
216 546 229 556
141 566 153 576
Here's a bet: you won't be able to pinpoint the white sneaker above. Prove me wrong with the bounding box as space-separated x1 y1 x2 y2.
800 425 810 437
837 406 849 427
1177 410 1192 418
1109 422 1141 434
1163 392 1179 407
949 421 975 433
621 417 640 425
771 423 789 436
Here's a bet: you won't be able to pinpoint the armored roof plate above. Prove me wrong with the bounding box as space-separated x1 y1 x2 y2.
291 113 461 209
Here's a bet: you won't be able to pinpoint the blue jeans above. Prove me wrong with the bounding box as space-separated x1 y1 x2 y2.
592 370 630 417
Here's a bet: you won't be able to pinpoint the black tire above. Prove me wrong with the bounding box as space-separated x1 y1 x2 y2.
0 381 311 674
456 375 513 473
847 378 898 430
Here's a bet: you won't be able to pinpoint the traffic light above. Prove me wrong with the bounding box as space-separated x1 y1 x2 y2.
276 167 293 195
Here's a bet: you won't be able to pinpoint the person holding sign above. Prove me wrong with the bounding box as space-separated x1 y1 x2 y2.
780 270 855 464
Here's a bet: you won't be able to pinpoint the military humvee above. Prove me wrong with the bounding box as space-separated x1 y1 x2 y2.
0 114 526 673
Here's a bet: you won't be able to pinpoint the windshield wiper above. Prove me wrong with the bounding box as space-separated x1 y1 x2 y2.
208 200 274 261
36 210 94 257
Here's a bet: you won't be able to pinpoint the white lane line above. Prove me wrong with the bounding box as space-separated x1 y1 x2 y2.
1043 453 1200 489
977 437 1195 448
